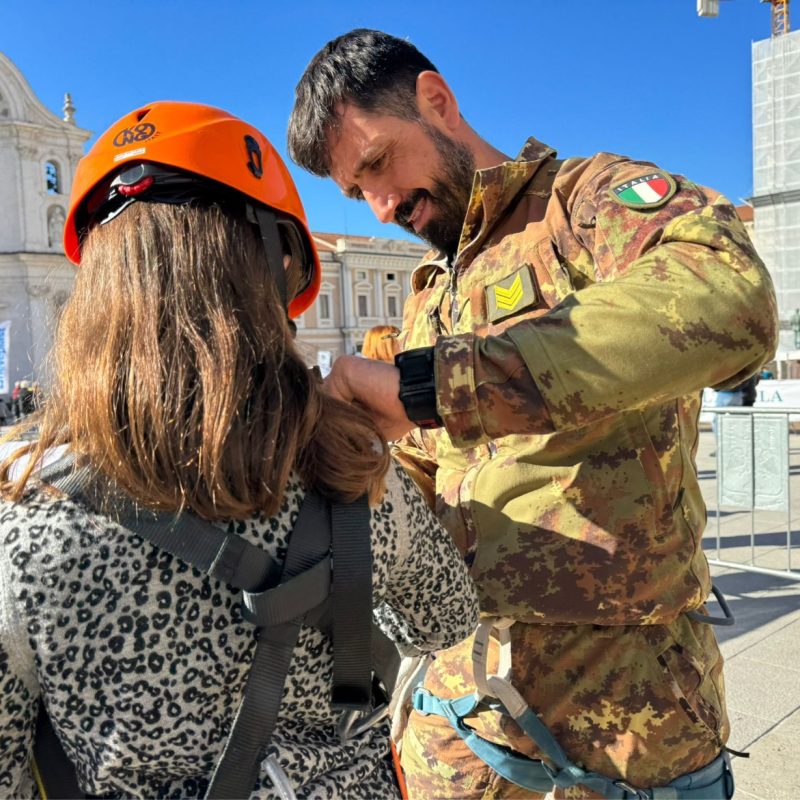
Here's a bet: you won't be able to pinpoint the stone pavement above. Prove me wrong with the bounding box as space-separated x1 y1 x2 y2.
711 566 800 799
695 428 800 800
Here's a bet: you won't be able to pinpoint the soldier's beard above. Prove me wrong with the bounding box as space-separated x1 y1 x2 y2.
394 125 476 257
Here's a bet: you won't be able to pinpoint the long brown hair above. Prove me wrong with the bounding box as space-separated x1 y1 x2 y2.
0 203 389 518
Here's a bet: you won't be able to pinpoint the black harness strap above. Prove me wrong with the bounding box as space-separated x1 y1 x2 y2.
124 509 281 591
241 492 331 627
207 492 334 799
38 454 283 593
242 559 330 626
32 707 85 800
330 500 373 711
208 621 302 799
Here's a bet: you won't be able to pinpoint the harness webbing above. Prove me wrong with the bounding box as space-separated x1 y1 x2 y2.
210 621 302 799
32 454 383 800
31 708 84 800
207 491 335 799
331 499 373 710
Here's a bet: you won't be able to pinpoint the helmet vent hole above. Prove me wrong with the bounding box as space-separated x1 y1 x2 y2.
136 108 150 121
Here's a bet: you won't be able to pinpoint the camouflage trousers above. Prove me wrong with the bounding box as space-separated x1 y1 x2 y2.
401 614 729 799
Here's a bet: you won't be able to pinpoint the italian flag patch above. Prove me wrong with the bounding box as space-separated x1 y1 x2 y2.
611 172 677 209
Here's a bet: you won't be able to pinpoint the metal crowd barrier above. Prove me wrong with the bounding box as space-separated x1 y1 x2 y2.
702 406 800 580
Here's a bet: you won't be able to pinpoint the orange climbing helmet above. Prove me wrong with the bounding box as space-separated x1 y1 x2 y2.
63 101 321 318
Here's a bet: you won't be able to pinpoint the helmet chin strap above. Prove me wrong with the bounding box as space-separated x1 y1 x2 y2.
247 204 288 314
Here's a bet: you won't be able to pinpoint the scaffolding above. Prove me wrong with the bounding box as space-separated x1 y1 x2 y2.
752 28 800 321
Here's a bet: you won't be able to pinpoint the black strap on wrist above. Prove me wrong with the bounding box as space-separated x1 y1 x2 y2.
395 347 443 429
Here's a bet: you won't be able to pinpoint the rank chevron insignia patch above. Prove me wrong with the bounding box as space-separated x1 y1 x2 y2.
610 171 677 209
495 273 524 310
486 265 538 323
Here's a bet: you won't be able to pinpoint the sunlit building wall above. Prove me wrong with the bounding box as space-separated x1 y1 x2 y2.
752 28 800 322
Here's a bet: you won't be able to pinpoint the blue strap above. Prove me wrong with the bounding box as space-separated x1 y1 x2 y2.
413 690 481 719
510 707 620 796
413 690 554 794
513 707 573 771
654 751 734 800
413 689 593 793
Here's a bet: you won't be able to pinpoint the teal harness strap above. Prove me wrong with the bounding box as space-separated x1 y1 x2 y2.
412 689 603 795
412 688 735 799
412 690 555 794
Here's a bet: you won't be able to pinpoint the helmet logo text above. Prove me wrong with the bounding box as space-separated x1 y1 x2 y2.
112 123 157 147
245 135 263 178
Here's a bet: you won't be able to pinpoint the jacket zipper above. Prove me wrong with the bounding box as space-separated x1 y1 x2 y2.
448 263 460 326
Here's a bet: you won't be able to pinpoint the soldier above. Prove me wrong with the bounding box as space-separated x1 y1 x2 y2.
288 29 778 799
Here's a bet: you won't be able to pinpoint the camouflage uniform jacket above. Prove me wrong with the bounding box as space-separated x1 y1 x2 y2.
395 137 778 627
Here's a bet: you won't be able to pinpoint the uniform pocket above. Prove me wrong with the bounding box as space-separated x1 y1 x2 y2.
535 239 575 305
623 411 670 530
645 620 726 743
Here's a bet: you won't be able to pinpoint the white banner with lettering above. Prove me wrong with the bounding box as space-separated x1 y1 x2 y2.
701 380 800 422
0 321 9 395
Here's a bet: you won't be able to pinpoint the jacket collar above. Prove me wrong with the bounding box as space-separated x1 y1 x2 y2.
411 137 557 292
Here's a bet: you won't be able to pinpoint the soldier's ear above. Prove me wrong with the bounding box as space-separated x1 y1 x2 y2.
415 71 460 133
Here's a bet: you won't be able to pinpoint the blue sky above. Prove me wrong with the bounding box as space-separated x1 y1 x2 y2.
2 0 771 240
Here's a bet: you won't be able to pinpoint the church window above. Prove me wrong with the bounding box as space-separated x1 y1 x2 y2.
45 161 61 194
0 91 9 118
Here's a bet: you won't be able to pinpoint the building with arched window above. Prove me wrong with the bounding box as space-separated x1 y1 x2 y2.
0 51 90 396
293 233 426 373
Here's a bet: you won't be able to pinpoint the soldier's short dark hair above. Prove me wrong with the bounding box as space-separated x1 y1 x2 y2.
287 29 438 177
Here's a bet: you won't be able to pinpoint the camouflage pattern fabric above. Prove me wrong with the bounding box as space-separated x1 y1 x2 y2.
394 138 777 796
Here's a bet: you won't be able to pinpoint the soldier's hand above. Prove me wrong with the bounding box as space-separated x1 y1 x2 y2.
323 355 416 441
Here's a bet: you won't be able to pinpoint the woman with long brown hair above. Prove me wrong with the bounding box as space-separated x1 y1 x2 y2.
0 102 477 800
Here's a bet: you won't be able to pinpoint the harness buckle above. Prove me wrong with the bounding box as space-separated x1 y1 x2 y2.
472 617 515 702
486 675 530 721
613 779 650 799
264 755 298 800
412 686 433 716
337 703 390 742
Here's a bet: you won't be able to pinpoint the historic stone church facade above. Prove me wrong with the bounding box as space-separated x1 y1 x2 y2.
0 52 91 397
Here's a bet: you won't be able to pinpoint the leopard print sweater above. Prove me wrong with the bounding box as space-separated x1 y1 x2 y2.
0 459 478 799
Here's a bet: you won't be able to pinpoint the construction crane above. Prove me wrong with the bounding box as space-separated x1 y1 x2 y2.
697 0 791 36
766 0 791 35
